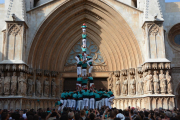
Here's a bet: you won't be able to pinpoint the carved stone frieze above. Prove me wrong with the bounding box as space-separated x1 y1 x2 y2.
121 69 127 76
51 71 58 77
36 69 42 76
129 68 135 75
44 70 50 76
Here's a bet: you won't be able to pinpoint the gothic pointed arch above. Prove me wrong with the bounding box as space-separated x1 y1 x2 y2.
28 0 143 71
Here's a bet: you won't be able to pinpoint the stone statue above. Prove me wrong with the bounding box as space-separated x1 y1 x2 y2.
159 70 167 94
18 72 26 95
122 76 128 95
27 78 33 95
44 78 49 97
51 79 56 97
11 72 17 95
4 72 11 95
130 76 136 95
36 79 41 96
166 71 172 94
0 73 4 95
115 78 120 96
138 74 144 95
108 72 113 91
143 72 148 94
153 71 159 94
146 70 153 93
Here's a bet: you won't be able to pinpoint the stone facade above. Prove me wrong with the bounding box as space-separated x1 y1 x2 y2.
0 0 180 110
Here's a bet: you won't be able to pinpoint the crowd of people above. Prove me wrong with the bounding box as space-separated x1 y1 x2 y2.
0 106 180 120
59 88 114 111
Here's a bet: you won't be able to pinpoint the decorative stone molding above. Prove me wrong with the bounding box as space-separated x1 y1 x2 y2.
121 69 127 76
114 71 120 77
28 68 34 75
36 69 42 76
51 71 58 77
44 70 50 76
129 68 135 75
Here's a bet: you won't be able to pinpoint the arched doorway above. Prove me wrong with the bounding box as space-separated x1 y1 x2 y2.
27 0 143 90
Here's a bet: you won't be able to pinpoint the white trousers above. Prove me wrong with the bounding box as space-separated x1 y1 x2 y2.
77 67 81 76
90 98 95 109
82 39 86 47
63 100 67 108
95 100 102 109
108 96 114 109
67 99 72 108
82 53 87 61
77 100 83 110
82 69 87 77
75 56 80 63
71 100 76 108
89 66 93 73
82 28 86 33
87 59 93 66
83 98 89 108
105 98 109 106
101 98 105 106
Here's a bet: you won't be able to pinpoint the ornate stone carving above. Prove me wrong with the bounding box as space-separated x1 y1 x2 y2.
36 78 41 97
153 71 159 94
28 68 33 75
4 73 11 95
18 72 26 96
138 74 144 95
18 65 26 71
159 70 167 94
114 71 120 77
165 63 171 69
149 24 160 36
36 69 42 76
121 69 127 76
44 78 49 97
51 71 58 77
152 63 158 69
122 76 128 95
8 24 22 36
166 71 172 94
12 65 17 71
51 79 57 97
115 77 120 96
130 75 136 95
143 72 148 94
0 73 4 95
137 67 143 74
6 65 10 71
44 70 50 76
11 72 17 95
129 68 135 75
146 70 153 93
158 63 164 69
108 72 113 91
27 78 33 96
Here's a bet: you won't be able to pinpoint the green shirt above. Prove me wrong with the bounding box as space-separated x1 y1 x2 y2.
77 77 83 82
108 91 113 95
82 63 87 68
82 79 88 84
78 54 83 59
89 92 94 96
82 34 87 39
77 61 83 65
81 47 87 52
81 25 87 28
94 93 101 98
73 93 78 99
78 93 83 98
55 101 61 106
82 91 89 96
68 92 74 96
103 93 110 98
88 77 93 81
61 92 66 98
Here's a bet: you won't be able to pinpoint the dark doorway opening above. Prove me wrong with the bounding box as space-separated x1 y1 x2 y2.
64 78 108 90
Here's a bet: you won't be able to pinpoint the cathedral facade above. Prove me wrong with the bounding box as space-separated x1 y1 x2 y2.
0 0 180 110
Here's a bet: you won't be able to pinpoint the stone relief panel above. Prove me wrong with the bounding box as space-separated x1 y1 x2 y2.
64 40 107 72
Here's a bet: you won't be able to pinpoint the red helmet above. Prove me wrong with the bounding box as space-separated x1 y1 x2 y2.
83 23 86 25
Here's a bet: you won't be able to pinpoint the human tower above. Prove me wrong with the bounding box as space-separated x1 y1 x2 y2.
59 24 114 111
75 23 94 90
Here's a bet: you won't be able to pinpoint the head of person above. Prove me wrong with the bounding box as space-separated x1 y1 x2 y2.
68 112 74 120
106 90 108 92
124 111 129 117
83 23 86 26
118 109 123 114
144 111 149 118
80 110 86 117
63 90 66 93
109 111 116 119
109 89 111 91
89 113 95 120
